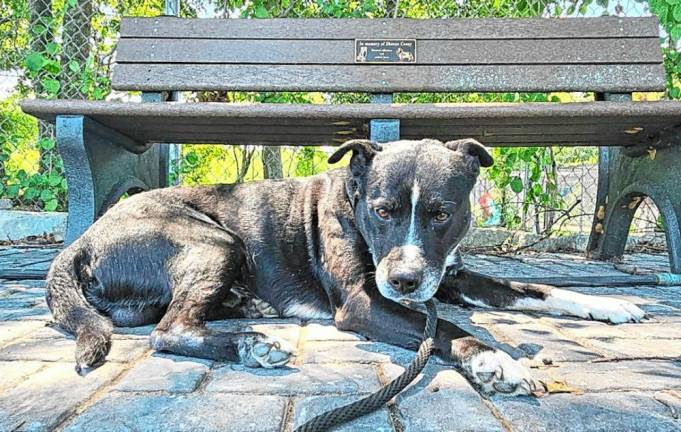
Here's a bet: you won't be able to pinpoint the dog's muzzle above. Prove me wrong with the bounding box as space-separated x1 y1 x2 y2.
375 245 443 302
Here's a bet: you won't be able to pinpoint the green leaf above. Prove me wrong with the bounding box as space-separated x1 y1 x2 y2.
24 187 38 200
40 189 54 201
31 24 47 36
39 137 55 150
674 4 681 20
671 87 681 98
185 152 199 165
41 78 60 95
6 185 20 198
42 59 61 74
48 173 62 187
44 199 58 212
671 24 681 41
510 177 523 194
46 42 59 55
254 5 269 17
68 60 81 73
25 52 45 73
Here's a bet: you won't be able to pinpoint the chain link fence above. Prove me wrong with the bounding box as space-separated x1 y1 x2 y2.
0 0 671 246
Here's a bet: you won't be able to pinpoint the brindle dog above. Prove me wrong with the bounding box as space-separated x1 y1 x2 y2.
46 139 645 395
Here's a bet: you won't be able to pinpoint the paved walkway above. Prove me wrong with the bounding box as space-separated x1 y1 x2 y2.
1 247 680 431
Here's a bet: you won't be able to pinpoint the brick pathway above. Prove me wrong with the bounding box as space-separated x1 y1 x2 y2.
1 248 680 431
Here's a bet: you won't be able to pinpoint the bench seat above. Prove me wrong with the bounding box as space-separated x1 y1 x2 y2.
21 99 681 148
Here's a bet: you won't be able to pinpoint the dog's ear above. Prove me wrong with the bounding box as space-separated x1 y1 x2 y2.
444 138 494 169
328 139 382 176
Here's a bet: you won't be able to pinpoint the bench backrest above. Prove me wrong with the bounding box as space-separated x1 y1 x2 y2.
113 16 665 94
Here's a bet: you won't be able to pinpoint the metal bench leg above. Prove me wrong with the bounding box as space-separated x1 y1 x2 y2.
56 115 166 244
586 142 681 273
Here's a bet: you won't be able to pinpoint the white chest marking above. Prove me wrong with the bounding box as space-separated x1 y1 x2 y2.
445 246 461 268
460 293 492 308
282 301 332 320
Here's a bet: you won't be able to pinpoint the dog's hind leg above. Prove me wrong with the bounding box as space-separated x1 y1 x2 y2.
149 245 291 367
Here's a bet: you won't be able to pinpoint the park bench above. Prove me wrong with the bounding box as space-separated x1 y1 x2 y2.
21 15 681 272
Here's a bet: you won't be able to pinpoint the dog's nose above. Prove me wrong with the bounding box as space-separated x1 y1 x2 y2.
388 268 422 294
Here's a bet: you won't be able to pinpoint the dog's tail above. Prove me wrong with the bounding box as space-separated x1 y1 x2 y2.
46 245 112 375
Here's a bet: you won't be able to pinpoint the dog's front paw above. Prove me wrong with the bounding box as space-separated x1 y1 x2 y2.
465 349 539 396
547 289 646 324
452 337 539 396
238 333 292 368
580 296 646 324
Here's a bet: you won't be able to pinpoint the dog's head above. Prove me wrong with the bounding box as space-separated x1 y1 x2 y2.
328 138 493 303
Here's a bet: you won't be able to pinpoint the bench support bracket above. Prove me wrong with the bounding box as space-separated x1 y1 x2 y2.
370 93 400 143
587 142 681 273
56 115 164 244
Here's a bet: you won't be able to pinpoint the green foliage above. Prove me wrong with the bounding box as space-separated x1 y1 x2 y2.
0 0 676 235
0 95 65 211
648 0 681 99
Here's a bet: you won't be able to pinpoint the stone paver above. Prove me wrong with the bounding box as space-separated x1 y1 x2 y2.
64 393 287 432
0 360 45 392
486 320 604 363
383 363 505 432
0 362 122 432
114 353 212 393
304 320 366 341
302 340 415 365
293 395 393 432
0 336 149 363
0 320 45 346
533 360 681 392
492 392 681 432
1 249 680 431
586 337 681 359
205 362 382 395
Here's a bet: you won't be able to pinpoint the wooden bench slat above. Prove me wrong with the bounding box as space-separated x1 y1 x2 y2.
108 121 669 136
120 17 660 40
111 63 667 93
21 100 681 148
116 37 661 65
123 132 641 146
23 100 681 120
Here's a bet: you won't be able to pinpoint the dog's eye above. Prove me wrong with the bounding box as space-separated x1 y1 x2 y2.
434 211 450 223
375 207 391 220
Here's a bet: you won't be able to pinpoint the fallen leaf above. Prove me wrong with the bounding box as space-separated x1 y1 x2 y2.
539 379 584 395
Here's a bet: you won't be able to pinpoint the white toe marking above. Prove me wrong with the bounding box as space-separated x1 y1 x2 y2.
513 289 646 323
468 350 534 395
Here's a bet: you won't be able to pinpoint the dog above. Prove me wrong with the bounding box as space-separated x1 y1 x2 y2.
397 47 414 62
46 138 646 395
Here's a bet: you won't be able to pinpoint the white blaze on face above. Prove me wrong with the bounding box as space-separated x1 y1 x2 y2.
406 179 421 247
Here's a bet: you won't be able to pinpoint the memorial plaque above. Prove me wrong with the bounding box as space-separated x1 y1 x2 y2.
355 39 416 63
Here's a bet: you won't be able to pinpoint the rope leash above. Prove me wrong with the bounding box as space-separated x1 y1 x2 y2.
294 299 438 432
